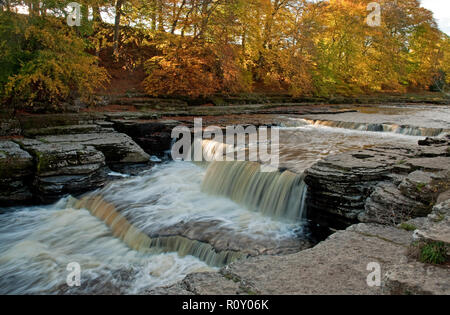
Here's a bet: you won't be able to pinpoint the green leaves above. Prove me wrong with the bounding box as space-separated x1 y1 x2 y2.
0 12 109 109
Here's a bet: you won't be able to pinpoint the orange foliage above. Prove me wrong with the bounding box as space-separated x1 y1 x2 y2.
143 37 249 97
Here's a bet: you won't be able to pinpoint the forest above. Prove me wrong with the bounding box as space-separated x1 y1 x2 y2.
0 0 449 110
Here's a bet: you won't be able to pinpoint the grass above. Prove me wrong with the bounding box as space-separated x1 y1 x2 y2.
399 223 417 232
416 183 426 192
419 241 448 265
409 240 448 265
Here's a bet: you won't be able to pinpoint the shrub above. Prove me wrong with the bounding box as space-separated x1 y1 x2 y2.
0 13 109 111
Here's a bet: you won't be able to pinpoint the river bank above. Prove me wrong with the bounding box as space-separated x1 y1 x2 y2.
0 101 448 294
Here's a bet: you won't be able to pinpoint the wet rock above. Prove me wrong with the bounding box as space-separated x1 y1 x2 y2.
112 119 179 156
0 141 34 206
34 168 109 202
148 220 311 257
108 162 154 176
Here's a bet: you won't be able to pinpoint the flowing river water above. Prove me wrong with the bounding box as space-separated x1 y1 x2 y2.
0 105 448 294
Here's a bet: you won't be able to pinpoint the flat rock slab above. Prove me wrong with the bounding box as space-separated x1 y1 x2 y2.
407 157 450 172
415 199 450 245
36 133 150 164
17 139 105 177
384 262 450 295
147 272 246 295
10 132 150 202
23 124 113 138
153 224 426 295
302 107 450 130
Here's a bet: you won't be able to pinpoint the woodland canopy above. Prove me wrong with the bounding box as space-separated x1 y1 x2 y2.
0 0 449 110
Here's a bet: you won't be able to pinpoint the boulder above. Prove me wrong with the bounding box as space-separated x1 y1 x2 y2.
15 138 108 203
414 198 450 245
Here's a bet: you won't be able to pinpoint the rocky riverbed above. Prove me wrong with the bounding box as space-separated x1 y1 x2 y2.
0 102 448 295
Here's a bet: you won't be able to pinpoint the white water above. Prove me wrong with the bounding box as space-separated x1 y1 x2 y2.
0 198 213 295
92 162 300 240
0 162 301 294
0 122 427 294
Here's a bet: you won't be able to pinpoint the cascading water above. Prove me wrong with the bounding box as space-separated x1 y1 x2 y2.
202 161 307 220
298 119 445 137
67 162 307 268
280 105 450 137
73 195 247 267
0 198 213 295
0 115 426 294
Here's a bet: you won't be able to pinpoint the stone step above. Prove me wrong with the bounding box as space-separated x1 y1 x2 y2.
23 124 110 138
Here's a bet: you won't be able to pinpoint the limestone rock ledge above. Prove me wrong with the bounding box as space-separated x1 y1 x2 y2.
304 136 450 229
0 132 151 205
0 141 34 205
148 223 449 295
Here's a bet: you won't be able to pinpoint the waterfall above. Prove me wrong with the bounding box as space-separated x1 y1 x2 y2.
201 161 307 221
73 196 246 267
297 119 445 137
190 139 235 162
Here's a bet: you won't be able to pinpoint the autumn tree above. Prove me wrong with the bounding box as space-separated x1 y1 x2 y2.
0 1 109 110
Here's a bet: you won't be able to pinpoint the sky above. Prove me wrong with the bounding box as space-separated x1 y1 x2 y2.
13 1 450 35
420 0 450 34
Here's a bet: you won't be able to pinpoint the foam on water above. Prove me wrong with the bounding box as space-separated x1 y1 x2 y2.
0 199 213 295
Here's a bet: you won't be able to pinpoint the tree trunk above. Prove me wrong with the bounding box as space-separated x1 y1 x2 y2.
157 0 164 32
113 0 124 56
93 5 102 23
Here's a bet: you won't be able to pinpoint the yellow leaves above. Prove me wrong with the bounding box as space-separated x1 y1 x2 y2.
2 14 109 109
143 37 247 97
